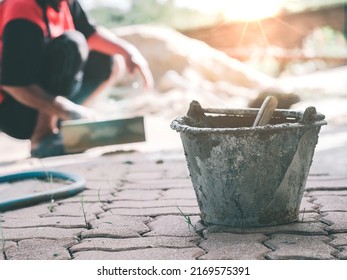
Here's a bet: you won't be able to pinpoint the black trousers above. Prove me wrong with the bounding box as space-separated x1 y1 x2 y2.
0 30 113 140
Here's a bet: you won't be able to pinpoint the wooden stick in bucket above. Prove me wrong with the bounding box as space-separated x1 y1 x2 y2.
253 96 278 127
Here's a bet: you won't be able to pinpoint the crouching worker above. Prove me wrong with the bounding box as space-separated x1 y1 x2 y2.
0 0 154 158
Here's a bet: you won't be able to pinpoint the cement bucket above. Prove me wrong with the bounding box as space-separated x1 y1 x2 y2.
171 101 326 227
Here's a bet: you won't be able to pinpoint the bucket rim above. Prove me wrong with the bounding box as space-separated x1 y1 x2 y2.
171 108 327 134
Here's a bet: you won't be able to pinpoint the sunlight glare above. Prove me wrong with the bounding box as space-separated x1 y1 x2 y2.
223 0 285 21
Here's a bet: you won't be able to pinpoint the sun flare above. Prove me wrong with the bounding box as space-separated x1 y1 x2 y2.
223 0 284 21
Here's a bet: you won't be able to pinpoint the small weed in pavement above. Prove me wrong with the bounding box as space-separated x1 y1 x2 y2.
0 216 7 259
177 207 204 238
80 196 92 230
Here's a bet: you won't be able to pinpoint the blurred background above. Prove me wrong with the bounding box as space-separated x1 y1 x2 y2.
78 0 347 116
81 0 346 76
1 0 346 161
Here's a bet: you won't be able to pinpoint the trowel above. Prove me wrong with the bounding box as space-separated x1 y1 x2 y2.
61 116 146 153
253 96 278 126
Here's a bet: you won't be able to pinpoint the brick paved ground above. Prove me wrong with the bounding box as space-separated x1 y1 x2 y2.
0 120 346 260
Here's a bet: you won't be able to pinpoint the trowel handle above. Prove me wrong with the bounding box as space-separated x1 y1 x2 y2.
253 96 278 127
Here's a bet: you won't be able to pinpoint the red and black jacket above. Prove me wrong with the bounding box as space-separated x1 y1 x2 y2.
0 0 95 103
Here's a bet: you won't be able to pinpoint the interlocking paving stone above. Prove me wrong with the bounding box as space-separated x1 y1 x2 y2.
314 196 347 212
73 247 205 260
1 216 92 229
1 143 347 260
305 176 347 191
64 188 117 203
0 179 67 201
91 215 150 229
82 215 151 238
82 228 140 239
1 204 54 219
122 179 192 190
6 238 76 260
125 164 164 173
106 199 198 209
265 234 337 260
125 162 167 172
114 190 161 201
71 236 199 253
60 191 115 203
124 159 180 173
306 175 347 190
0 241 16 260
330 233 347 247
299 196 319 212
199 233 270 260
56 163 127 181
162 167 189 179
2 227 83 241
161 189 197 200
320 212 347 233
307 190 347 196
125 171 165 182
298 212 321 223
337 247 347 260
144 215 201 237
47 202 104 218
97 206 199 217
206 221 327 236
84 180 122 190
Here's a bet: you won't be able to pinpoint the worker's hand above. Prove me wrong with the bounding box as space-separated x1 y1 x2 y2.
67 103 97 120
87 27 154 91
124 50 154 91
53 96 97 121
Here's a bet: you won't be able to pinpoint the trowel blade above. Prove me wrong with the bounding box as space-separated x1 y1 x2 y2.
61 116 146 153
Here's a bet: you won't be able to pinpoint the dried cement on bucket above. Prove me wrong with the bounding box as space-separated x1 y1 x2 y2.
171 101 327 227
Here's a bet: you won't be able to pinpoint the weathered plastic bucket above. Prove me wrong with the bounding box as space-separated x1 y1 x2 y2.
171 101 327 227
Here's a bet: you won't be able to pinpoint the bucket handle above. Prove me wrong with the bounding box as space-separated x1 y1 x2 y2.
187 101 325 124
299 106 324 125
